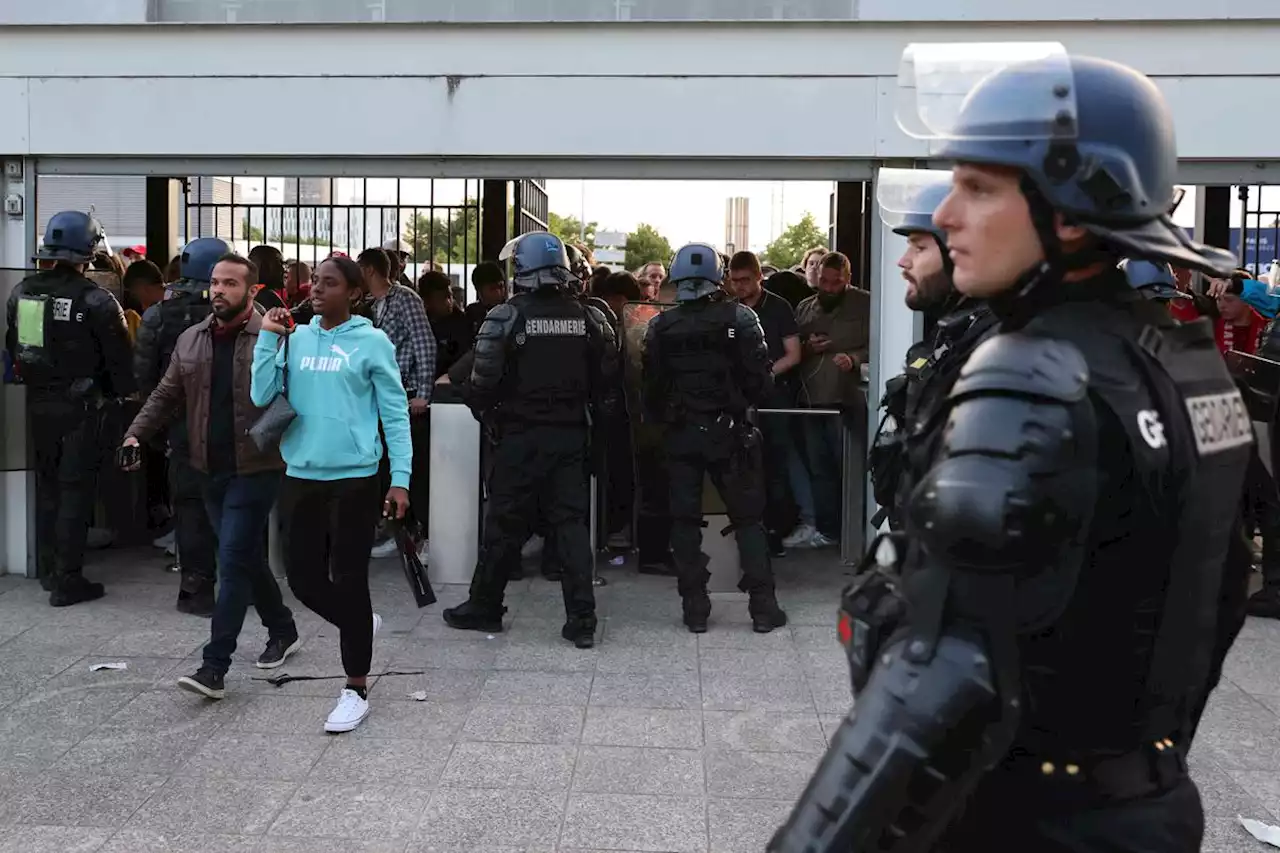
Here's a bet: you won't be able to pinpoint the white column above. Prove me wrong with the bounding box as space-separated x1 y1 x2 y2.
864 166 921 542
0 157 35 576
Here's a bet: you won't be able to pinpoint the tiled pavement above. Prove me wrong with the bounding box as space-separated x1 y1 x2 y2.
0 547 1275 852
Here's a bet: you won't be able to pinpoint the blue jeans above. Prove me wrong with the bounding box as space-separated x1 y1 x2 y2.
802 414 843 540
200 470 295 675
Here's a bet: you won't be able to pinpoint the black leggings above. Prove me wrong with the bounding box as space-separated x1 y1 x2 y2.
278 474 382 678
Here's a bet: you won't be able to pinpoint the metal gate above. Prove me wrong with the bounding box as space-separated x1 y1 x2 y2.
182 176 483 285
512 178 549 237
1238 184 1280 275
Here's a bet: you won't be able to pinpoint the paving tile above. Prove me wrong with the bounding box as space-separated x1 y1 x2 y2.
376 669 490 703
229 695 338 735
601 621 699 648
1201 814 1262 853
54 728 214 776
93 629 209 659
309 736 454 787
696 622 798 650
1 625 124 657
352 700 471 741
417 787 565 847
698 649 804 678
703 710 825 753
492 641 599 673
3 771 169 828
125 776 297 836
440 741 576 791
590 672 702 710
701 672 813 712
390 640 500 671
0 730 80 775
178 731 330 781
0 826 114 853
0 651 86 708
1194 686 1280 771
573 746 705 796
581 707 703 749
461 703 585 744
269 781 429 840
708 798 795 853
594 645 698 675
560 793 708 853
96 830 262 853
705 750 822 801
96 688 248 736
808 678 854 714
480 670 594 706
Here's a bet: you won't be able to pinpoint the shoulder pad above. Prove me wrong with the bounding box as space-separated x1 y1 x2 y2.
485 303 518 324
731 303 759 324
951 332 1089 404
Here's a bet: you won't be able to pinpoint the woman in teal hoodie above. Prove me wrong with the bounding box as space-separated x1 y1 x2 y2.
253 255 413 734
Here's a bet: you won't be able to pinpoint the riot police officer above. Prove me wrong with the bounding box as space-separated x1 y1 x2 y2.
443 232 620 648
135 237 227 616
869 169 997 530
4 210 136 606
642 244 787 634
771 43 1246 852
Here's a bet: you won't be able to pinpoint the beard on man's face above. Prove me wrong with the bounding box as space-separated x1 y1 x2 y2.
904 270 953 313
212 293 251 323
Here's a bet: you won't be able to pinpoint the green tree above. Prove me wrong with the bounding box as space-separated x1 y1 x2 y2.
549 211 598 251
402 203 482 265
625 223 674 271
760 213 828 270
242 221 265 243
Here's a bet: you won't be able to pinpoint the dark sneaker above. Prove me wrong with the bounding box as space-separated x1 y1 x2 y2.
639 560 678 577
49 577 105 608
682 595 711 634
177 667 225 700
749 596 789 634
176 588 215 618
561 619 597 649
443 601 506 634
256 635 302 669
1247 590 1280 620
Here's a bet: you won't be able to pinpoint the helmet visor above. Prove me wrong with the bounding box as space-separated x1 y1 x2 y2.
498 236 523 262
876 168 953 230
896 42 1077 146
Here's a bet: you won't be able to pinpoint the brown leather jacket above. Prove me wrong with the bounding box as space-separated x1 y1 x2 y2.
126 310 284 475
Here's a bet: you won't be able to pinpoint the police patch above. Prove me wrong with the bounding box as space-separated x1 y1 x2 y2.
525 317 586 337
1184 390 1253 456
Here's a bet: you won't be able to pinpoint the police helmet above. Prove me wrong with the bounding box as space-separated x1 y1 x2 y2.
669 243 724 302
498 231 573 292
896 42 1235 278
565 244 592 293
35 210 105 264
1120 258 1186 303
180 237 231 284
877 167 955 279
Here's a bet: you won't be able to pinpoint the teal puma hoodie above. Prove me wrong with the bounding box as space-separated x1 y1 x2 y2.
251 315 412 488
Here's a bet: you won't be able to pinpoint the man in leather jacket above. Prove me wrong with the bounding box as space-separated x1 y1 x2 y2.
771 43 1248 853
5 210 136 606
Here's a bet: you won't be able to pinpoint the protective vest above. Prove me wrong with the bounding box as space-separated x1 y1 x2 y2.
10 269 100 388
652 298 743 419
503 293 592 425
1008 279 1251 755
156 283 212 376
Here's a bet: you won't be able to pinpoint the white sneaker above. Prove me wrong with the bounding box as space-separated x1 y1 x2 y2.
783 524 818 549
323 688 369 733
370 538 399 559
810 532 838 549
152 530 175 552
521 535 545 559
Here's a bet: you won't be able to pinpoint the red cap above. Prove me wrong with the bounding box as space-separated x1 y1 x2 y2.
123 245 147 256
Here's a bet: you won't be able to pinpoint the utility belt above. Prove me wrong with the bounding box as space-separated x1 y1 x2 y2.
996 736 1187 805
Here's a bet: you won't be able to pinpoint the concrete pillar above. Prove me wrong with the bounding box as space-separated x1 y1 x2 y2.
0 157 36 576
144 177 182 264
480 180 509 263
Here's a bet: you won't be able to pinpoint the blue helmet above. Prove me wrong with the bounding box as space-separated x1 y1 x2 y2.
499 231 572 292
669 243 723 302
1120 258 1184 302
180 237 230 283
35 210 105 263
898 42 1235 277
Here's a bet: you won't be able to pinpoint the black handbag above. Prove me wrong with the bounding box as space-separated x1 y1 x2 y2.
392 520 436 608
248 332 297 452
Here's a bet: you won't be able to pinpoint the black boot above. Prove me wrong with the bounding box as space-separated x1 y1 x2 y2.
1247 587 1280 619
749 592 788 634
177 584 215 618
682 594 711 633
640 556 678 577
561 617 597 649
49 575 106 608
443 600 507 633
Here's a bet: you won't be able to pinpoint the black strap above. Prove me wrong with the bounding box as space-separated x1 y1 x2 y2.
254 668 425 688
281 333 290 398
